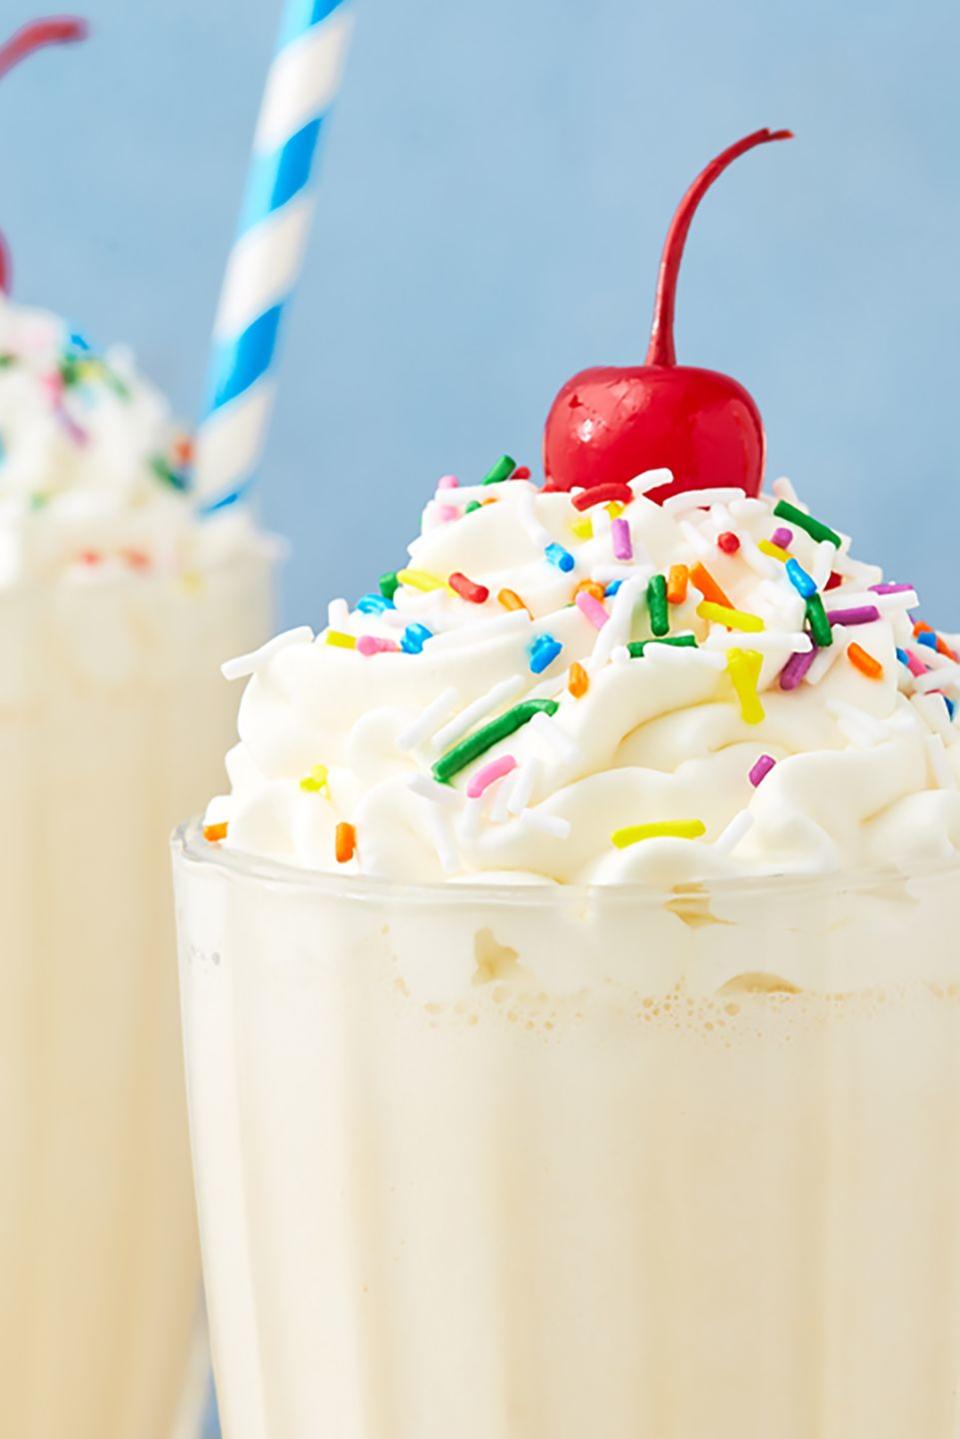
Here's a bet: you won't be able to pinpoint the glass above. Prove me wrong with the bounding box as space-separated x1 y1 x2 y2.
0 553 272 1439
174 823 960 1439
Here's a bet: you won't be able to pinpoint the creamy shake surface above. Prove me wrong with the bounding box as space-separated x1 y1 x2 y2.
0 294 273 1439
210 462 960 890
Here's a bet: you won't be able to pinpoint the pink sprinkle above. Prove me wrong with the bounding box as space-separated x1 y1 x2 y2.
437 505 458 523
357 635 400 656
437 474 459 490
576 590 609 630
466 754 518 800
749 754 776 787
825 605 880 626
870 582 914 595
779 648 816 691
611 516 633 561
903 649 927 678
771 526 793 549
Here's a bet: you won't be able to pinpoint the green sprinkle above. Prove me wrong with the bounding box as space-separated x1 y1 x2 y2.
379 570 400 601
29 492 49 510
647 573 669 636
805 593 833 647
0 353 17 369
465 501 481 514
432 699 559 785
773 499 842 550
482 454 516 485
627 634 698 658
150 455 190 492
59 356 82 387
99 364 131 400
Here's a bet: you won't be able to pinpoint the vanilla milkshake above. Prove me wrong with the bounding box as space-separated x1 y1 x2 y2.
0 296 273 1439
177 463 960 1438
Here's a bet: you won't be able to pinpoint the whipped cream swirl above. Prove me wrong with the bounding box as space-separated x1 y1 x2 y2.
209 463 960 886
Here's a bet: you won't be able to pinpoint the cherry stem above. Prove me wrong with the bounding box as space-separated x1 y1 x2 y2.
0 16 89 295
645 127 792 369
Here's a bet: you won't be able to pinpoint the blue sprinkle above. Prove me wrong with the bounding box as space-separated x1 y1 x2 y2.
545 542 575 573
605 579 623 597
917 630 939 651
896 647 910 668
785 557 817 599
401 623 433 654
946 697 957 720
357 592 394 614
528 634 563 674
67 329 92 353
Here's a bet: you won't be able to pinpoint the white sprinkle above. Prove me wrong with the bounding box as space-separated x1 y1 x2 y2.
528 710 578 762
397 688 459 751
663 487 746 516
432 479 537 506
925 734 957 790
327 597 350 630
591 573 647 666
630 467 673 495
805 641 844 686
771 476 799 503
220 626 314 681
517 810 572 839
703 629 812 655
914 693 955 742
487 771 515 824
913 663 960 695
427 611 530 649
914 645 956 672
810 539 839 588
517 485 552 549
408 773 462 808
827 699 889 746
421 802 461 872
430 675 525 753
712 809 755 856
827 588 919 614
507 757 541 815
678 518 714 559
457 798 483 844
737 533 779 579
591 562 649 585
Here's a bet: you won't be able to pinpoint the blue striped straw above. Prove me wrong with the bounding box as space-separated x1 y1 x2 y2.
194 0 354 511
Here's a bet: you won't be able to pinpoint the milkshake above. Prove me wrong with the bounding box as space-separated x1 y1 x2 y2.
0 296 274 1439
176 463 960 1439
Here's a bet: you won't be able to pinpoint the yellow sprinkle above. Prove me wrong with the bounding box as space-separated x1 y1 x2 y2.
697 600 766 632
606 501 625 519
727 648 765 725
326 630 357 649
570 515 593 540
396 567 451 593
180 571 203 595
757 539 792 562
299 763 329 794
612 819 706 849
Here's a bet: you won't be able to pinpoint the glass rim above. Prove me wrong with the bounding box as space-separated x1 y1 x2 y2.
173 819 960 911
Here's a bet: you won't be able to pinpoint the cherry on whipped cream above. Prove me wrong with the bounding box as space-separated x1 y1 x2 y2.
543 128 791 504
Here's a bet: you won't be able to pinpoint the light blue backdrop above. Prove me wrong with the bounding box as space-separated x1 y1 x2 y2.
5 0 960 629
4 2 956 1432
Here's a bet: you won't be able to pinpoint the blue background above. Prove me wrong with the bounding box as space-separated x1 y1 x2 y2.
4 2 957 1431
4 0 960 630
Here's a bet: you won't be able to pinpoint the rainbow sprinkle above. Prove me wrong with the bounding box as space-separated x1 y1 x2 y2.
612 819 706 848
748 754 776 786
482 454 516 485
773 499 842 549
785 557 817 599
528 634 563 674
698 601 765 633
647 574 670 636
326 631 357 650
727 648 765 724
545 542 575 573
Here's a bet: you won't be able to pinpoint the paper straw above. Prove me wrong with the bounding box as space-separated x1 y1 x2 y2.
194 0 354 511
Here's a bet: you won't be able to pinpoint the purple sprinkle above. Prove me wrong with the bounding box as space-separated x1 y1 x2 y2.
771 526 793 549
611 516 633 561
825 605 880 626
779 648 817 691
869 583 914 595
749 754 777 787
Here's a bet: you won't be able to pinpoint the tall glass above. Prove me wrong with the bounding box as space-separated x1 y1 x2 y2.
0 553 272 1439
174 824 960 1439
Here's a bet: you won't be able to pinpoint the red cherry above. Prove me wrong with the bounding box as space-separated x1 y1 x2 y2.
543 127 791 504
0 17 89 295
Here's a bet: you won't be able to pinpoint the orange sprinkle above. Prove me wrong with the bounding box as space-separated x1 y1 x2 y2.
573 578 606 604
914 621 934 636
568 661 589 698
335 822 357 864
203 821 228 843
847 642 883 680
667 563 689 605
689 562 732 609
173 434 194 466
937 636 960 662
498 587 532 617
481 497 499 506
121 547 150 571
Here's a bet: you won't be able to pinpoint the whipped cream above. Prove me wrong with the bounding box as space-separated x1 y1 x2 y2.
210 464 960 885
0 296 261 584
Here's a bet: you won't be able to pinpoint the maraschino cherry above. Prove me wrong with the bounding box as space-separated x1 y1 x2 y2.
543 127 792 503
0 16 89 295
